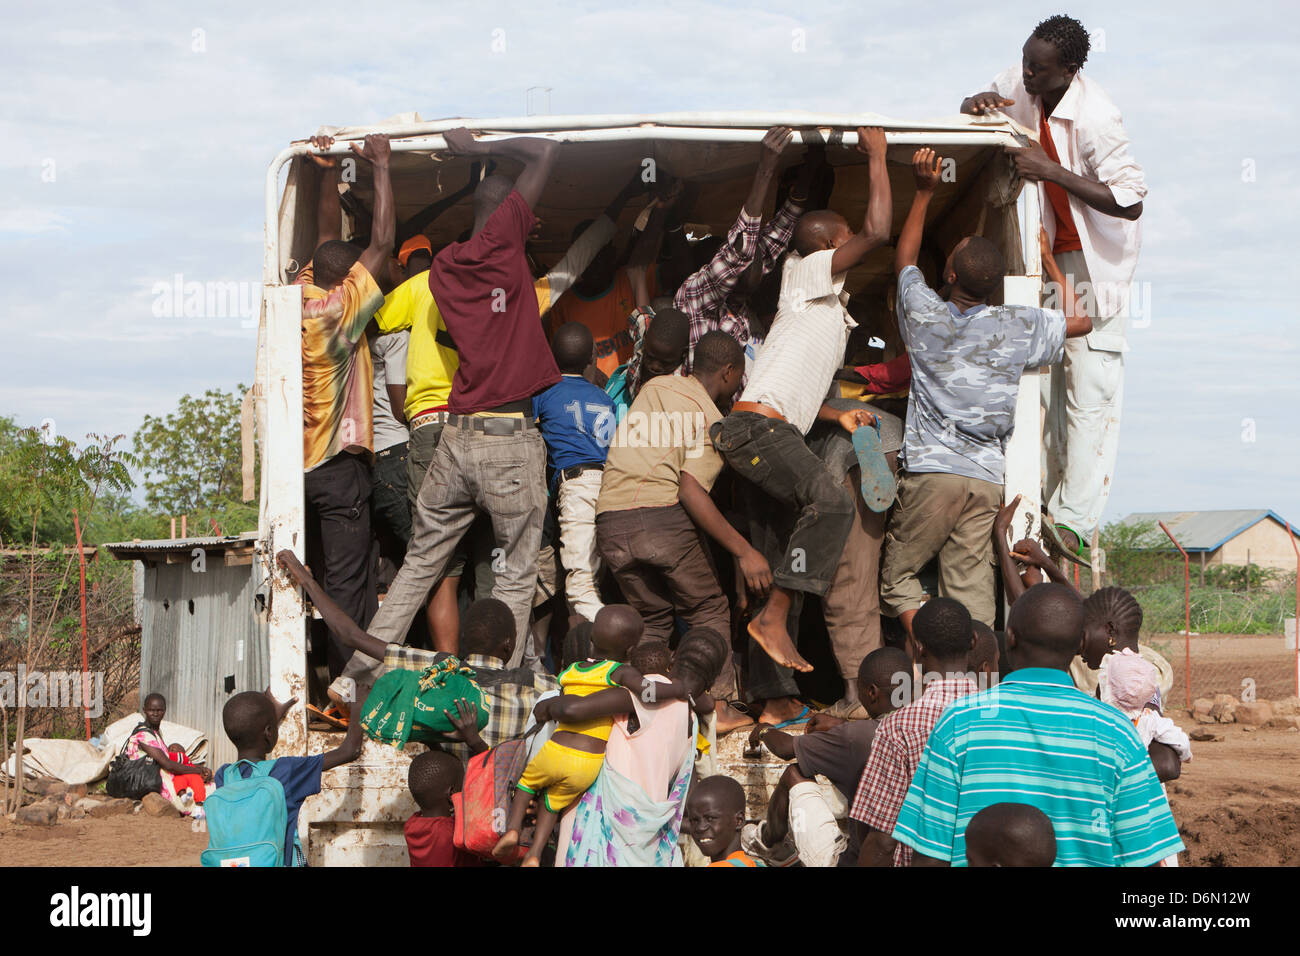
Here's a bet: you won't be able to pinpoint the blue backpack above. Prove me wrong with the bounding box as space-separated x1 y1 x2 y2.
201 760 298 867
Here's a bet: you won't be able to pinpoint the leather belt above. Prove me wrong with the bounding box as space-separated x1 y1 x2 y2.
559 463 603 481
731 401 786 423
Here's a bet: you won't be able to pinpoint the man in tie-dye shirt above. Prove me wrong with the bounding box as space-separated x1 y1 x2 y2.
299 132 394 683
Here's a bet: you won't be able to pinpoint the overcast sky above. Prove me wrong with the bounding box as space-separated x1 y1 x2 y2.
1 0 1296 529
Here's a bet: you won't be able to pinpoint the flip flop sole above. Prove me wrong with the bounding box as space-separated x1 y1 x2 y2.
306 703 348 729
1041 520 1088 568
853 425 896 513
769 707 812 731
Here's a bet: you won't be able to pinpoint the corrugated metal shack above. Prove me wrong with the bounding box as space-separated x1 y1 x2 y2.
103 534 269 768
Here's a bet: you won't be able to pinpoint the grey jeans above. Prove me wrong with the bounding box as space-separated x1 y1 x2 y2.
341 418 547 686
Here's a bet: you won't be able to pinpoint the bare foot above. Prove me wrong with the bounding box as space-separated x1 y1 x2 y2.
521 855 541 867
758 696 805 725
492 829 521 863
715 701 755 736
747 601 813 673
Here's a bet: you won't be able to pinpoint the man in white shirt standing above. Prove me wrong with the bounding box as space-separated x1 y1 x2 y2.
710 127 889 727
961 13 1146 557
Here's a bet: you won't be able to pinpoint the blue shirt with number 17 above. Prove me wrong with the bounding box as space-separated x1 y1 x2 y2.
533 374 617 492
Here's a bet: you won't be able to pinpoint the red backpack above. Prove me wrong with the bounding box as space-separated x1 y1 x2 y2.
452 728 540 861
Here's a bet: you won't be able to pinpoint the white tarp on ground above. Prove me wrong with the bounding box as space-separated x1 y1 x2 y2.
2 714 208 785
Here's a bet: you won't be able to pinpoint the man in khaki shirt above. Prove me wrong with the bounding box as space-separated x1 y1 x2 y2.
596 331 769 732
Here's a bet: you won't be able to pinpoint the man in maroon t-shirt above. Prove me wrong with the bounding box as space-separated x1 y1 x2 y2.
332 129 560 695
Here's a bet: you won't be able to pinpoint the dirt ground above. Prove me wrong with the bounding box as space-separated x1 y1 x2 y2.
0 810 207 867
0 722 1294 867
1163 717 1300 867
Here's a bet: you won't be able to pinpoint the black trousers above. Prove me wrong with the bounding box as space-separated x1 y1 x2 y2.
305 451 376 680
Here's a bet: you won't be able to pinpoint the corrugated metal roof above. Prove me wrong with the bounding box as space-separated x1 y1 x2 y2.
104 533 258 559
1121 510 1299 552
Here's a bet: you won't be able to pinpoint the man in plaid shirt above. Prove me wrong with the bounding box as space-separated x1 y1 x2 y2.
437 599 558 762
851 598 978 866
674 126 826 376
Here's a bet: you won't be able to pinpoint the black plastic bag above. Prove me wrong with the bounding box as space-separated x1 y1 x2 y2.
105 723 162 800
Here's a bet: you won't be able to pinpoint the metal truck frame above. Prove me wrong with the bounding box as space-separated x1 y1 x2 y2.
252 112 1044 865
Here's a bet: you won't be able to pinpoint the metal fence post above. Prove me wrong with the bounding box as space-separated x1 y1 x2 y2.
1159 521 1191 710
1287 522 1299 698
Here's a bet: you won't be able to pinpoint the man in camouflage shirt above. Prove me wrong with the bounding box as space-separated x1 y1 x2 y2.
881 148 1089 632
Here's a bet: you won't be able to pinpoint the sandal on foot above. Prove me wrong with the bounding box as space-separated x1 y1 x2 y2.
1041 519 1088 568
768 706 812 731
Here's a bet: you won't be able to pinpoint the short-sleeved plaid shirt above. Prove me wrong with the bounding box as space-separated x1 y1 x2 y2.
444 654 559 762
850 676 977 866
674 199 803 373
381 643 444 672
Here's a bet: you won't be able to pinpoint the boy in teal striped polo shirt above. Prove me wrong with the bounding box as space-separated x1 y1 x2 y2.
894 583 1184 867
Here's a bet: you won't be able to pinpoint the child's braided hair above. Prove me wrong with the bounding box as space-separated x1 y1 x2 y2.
1081 586 1143 643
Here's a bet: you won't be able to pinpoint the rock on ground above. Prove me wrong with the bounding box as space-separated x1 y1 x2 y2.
23 778 68 798
1210 694 1238 723
15 802 58 826
1273 697 1299 716
1235 701 1274 727
140 792 179 818
84 797 135 818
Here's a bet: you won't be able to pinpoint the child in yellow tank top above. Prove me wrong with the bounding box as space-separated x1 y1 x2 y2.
494 607 693 866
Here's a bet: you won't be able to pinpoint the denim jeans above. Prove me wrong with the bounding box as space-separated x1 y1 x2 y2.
342 418 547 685
372 441 412 546
710 412 854 595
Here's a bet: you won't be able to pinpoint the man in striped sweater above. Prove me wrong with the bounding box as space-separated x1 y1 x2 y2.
893 583 1185 867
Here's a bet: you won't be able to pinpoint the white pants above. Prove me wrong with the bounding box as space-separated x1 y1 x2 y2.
1042 249 1126 540
788 777 848 868
556 469 605 622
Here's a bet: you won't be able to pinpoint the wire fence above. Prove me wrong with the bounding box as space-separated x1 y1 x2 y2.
0 549 139 745
1071 574 1299 713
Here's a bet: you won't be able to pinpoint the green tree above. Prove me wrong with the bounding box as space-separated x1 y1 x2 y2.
131 386 256 526
0 417 78 547
1099 518 1167 587
1 426 134 811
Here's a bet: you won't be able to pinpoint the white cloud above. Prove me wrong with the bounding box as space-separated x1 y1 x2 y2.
0 0 1295 522
0 207 70 234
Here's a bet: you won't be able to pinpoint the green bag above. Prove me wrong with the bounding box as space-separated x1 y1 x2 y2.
360 656 489 748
